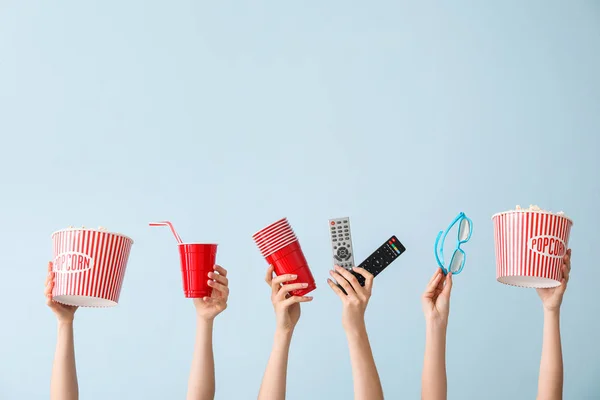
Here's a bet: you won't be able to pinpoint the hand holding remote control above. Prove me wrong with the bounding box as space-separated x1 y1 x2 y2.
327 265 374 333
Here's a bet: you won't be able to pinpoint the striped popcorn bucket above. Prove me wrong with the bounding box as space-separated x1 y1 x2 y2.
492 211 572 288
51 228 134 307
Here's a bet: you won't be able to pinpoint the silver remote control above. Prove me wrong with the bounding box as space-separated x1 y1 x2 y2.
328 217 356 271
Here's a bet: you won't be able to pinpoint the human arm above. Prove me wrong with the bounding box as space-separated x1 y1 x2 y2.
258 266 313 400
46 261 79 400
186 265 230 400
421 268 453 400
536 249 571 400
328 265 383 400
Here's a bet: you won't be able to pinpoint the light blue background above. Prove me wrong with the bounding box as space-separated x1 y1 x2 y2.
1 1 598 399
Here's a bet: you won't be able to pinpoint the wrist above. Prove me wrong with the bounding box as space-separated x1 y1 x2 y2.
57 317 74 326
196 315 215 327
543 307 561 318
426 319 448 335
344 320 367 338
275 327 294 340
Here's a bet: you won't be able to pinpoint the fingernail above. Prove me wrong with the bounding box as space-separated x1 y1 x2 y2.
301 283 308 287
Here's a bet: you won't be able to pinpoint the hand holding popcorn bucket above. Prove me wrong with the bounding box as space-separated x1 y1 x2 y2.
492 206 573 288
51 227 134 307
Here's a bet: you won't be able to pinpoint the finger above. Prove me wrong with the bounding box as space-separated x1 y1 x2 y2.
565 252 571 271
282 295 313 307
352 267 374 292
277 282 308 298
203 296 225 304
271 273 298 286
334 265 361 292
271 273 297 294
330 270 355 296
264 265 274 286
562 262 570 283
424 271 443 296
441 272 453 297
436 274 445 292
558 278 568 294
208 271 229 287
213 265 228 277
427 268 441 286
48 261 53 273
207 279 229 296
327 278 347 300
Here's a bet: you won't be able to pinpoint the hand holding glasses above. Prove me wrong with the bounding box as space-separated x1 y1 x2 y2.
434 212 473 275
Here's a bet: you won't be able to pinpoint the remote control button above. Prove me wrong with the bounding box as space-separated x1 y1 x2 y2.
334 255 342 261
337 247 349 258
344 229 348 232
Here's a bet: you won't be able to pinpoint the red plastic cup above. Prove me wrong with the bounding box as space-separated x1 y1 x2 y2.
252 218 288 239
178 243 217 298
258 234 298 255
255 227 295 247
265 241 316 296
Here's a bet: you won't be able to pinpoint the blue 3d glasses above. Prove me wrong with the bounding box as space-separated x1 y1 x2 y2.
434 212 473 275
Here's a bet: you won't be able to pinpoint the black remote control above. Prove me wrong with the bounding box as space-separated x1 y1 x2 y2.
348 236 406 288
355 235 405 285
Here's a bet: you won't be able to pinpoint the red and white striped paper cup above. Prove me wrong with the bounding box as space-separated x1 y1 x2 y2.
492 210 572 288
51 228 134 307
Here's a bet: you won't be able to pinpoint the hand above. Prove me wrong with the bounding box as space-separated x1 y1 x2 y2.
265 265 313 333
537 249 571 312
193 265 229 321
327 265 374 334
422 268 452 327
45 262 78 323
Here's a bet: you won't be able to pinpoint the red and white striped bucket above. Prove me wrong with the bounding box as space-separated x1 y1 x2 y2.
492 211 572 288
51 228 134 307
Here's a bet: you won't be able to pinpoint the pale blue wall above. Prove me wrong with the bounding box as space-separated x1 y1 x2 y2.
1 1 598 398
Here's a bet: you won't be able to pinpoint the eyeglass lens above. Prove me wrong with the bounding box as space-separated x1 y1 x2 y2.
458 218 470 242
449 250 464 273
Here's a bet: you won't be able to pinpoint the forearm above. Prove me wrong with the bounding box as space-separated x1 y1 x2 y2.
51 321 78 400
345 323 384 400
537 310 563 400
187 318 215 400
258 329 293 400
422 321 447 400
